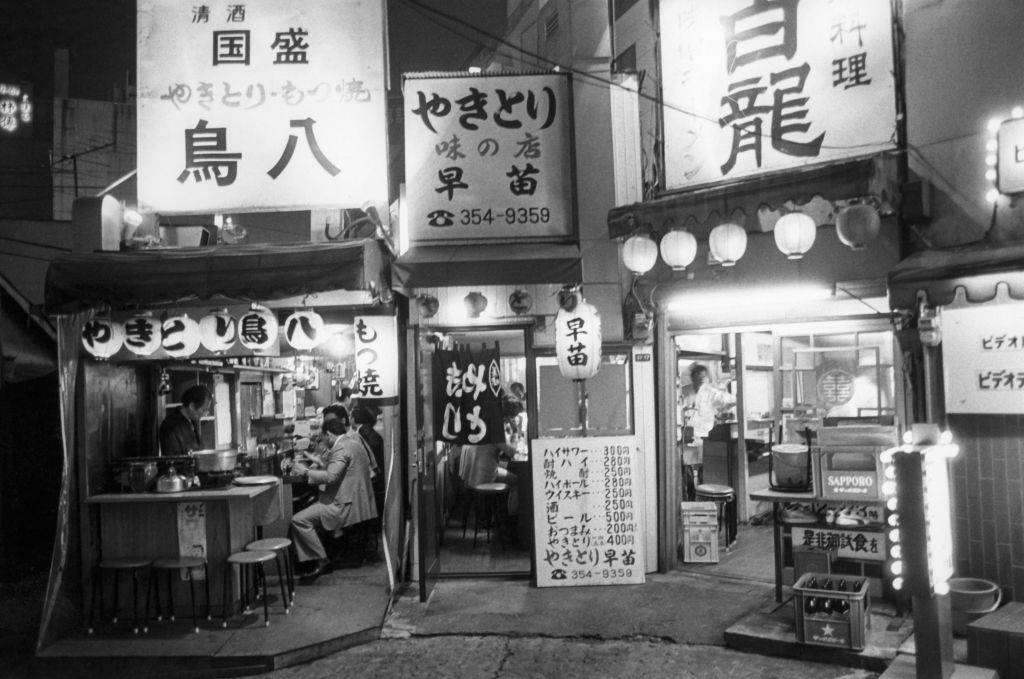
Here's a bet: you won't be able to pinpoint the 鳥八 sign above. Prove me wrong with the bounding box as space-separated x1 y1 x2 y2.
404 72 574 242
353 315 399 404
137 0 388 213
941 303 1024 414
659 0 896 190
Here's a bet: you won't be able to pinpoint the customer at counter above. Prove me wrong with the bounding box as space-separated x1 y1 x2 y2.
158 384 211 456
289 417 378 580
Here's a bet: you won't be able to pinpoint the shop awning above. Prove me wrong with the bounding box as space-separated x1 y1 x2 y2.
391 243 582 289
887 239 1024 309
607 154 898 240
45 239 388 314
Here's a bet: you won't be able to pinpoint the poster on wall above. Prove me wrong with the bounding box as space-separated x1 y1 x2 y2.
137 0 388 213
432 348 504 445
941 303 1024 414
532 436 645 587
353 315 399 404
404 72 574 243
659 0 896 190
176 501 208 578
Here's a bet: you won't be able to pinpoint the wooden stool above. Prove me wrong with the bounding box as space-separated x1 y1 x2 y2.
245 537 295 605
88 557 152 635
695 483 737 549
147 556 210 633
222 550 286 628
465 482 510 549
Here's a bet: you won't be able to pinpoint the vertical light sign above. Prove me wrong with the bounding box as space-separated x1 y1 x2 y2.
353 315 399 404
137 0 388 213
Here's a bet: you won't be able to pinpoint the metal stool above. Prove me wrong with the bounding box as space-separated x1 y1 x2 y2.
245 537 295 605
464 482 510 549
222 550 286 628
147 556 210 633
88 557 152 635
695 483 737 549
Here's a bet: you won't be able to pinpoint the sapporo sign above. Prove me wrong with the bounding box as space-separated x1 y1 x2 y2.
659 0 896 190
137 0 388 213
403 73 574 243
941 303 1024 414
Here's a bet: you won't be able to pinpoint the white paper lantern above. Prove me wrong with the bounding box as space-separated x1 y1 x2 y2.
709 223 747 267
122 315 161 356
161 314 201 358
238 305 279 352
836 204 881 250
622 234 658 275
81 319 124 359
554 296 602 381
659 230 698 271
284 310 325 350
773 212 817 260
199 312 237 352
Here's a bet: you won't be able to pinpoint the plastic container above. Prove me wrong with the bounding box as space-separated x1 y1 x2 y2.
949 577 1002 636
680 502 719 563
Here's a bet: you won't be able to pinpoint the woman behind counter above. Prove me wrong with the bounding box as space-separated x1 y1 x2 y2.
158 384 212 456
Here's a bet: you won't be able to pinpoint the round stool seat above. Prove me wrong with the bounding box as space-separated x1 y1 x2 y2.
152 556 206 569
246 538 292 552
695 483 734 497
470 482 510 494
99 557 151 569
228 550 276 565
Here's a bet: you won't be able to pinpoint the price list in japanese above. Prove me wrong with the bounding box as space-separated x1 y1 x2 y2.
532 436 644 587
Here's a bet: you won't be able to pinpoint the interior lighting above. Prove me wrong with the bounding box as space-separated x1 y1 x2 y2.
892 577 904 591
934 581 950 596
468 66 482 74
666 285 832 313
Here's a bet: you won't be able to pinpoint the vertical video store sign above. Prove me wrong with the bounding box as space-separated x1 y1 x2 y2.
137 0 388 213
404 73 574 242
659 0 896 190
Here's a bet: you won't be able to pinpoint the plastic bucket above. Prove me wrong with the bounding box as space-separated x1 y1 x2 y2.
770 443 810 490
948 577 1002 636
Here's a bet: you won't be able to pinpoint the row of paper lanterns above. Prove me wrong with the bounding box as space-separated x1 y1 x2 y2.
621 205 881 274
81 306 329 359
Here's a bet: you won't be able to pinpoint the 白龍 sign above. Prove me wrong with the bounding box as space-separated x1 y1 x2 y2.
137 0 388 213
941 303 1024 414
353 315 399 404
659 0 896 190
404 72 574 242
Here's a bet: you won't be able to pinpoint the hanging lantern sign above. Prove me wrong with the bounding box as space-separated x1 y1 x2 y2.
555 293 602 381
161 314 201 358
283 310 325 351
199 312 237 353
659 229 698 271
353 315 399 403
836 204 881 250
622 233 658 275
81 319 125 359
122 315 161 356
773 212 817 260
238 306 279 353
709 223 747 266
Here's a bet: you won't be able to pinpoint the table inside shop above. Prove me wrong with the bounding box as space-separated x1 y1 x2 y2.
86 483 285 615
750 488 817 603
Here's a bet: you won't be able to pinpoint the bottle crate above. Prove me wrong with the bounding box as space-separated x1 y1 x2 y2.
793 572 870 650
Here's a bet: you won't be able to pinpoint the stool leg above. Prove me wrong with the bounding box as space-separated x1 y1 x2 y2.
204 563 211 621
153 566 163 621
111 569 120 624
131 568 141 635
284 549 295 603
87 567 99 634
142 569 154 634
275 553 290 614
221 562 231 628
242 563 251 613
188 568 199 633
258 563 270 627
166 568 176 621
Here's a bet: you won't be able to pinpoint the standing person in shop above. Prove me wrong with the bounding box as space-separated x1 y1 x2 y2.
679 363 735 498
158 384 211 456
351 404 385 516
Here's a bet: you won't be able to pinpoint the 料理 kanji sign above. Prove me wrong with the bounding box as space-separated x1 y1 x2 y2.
137 0 387 213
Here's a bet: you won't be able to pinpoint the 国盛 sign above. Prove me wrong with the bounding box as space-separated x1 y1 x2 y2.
532 436 645 587
136 0 388 213
941 303 1024 414
658 0 896 190
403 72 574 242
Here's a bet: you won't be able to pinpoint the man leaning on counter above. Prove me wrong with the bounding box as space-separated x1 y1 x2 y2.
158 384 212 456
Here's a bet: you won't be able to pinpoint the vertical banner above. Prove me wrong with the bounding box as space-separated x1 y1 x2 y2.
176 501 208 579
432 348 504 444
532 436 645 587
137 0 388 213
354 315 399 404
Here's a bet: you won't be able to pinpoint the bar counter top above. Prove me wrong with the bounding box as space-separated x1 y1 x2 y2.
86 483 276 504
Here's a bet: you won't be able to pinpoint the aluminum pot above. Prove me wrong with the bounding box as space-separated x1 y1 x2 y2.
191 448 238 472
156 466 187 493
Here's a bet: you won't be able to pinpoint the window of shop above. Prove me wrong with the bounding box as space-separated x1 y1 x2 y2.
535 352 633 437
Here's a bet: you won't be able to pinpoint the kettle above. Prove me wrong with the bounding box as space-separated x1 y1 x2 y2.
156 465 188 493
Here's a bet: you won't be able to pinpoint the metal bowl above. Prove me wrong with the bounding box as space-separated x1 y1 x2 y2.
190 448 238 472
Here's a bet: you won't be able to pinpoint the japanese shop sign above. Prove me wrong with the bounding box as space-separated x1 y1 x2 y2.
177 502 208 577
137 0 387 213
353 315 399 404
659 0 896 190
798 527 884 562
941 303 1024 414
997 117 1024 195
554 297 602 381
432 348 504 445
0 82 33 136
816 369 854 407
533 437 645 587
404 73 574 242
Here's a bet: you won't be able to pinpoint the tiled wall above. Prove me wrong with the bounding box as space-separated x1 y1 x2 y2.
948 414 1024 600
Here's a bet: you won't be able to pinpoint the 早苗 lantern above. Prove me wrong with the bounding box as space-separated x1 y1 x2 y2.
161 314 201 358
122 315 161 356
622 233 658 275
554 293 602 381
238 305 278 352
836 204 881 250
659 229 698 271
709 223 747 267
199 312 237 352
284 310 325 350
81 319 124 359
773 212 817 260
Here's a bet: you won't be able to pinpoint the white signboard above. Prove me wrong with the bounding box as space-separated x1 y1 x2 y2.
137 0 388 213
404 73 574 242
354 315 399 404
795 526 885 562
177 501 207 578
532 436 644 587
998 117 1024 195
942 303 1024 414
660 0 896 190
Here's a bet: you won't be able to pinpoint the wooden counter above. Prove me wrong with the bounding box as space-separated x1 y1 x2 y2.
86 485 276 504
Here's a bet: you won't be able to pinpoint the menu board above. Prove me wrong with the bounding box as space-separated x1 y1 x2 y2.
532 436 644 587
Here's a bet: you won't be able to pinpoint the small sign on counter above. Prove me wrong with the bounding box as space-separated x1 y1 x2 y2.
532 436 644 587
177 501 208 579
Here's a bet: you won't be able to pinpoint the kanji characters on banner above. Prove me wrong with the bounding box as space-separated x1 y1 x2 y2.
353 315 399 404
432 348 504 445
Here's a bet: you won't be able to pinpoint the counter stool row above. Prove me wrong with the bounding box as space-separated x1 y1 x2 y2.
87 537 295 634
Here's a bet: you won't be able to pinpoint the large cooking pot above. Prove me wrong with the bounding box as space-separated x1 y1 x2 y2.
769 443 812 491
127 461 158 493
190 447 238 472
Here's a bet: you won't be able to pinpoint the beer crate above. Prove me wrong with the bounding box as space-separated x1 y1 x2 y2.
793 572 870 650
680 502 719 563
